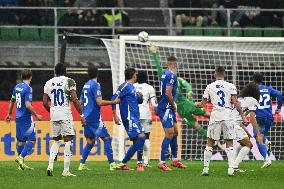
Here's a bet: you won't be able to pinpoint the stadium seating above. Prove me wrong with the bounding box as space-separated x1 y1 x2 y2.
0 28 20 40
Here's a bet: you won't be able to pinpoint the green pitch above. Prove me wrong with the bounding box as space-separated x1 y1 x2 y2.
1 161 284 189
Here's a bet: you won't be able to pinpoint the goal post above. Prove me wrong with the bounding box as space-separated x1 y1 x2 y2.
103 36 284 161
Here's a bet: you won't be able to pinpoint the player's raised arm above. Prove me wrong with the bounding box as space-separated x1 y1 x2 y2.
5 91 16 122
111 89 122 125
270 87 283 114
178 77 193 99
149 43 163 79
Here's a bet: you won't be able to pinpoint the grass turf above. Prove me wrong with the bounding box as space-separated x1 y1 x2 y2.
0 161 284 189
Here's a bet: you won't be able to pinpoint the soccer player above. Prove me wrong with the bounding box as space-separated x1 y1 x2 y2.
112 68 146 171
149 43 210 139
156 55 187 171
195 66 245 176
231 82 263 172
6 69 42 170
78 65 120 171
134 71 158 167
43 63 86 177
252 72 282 168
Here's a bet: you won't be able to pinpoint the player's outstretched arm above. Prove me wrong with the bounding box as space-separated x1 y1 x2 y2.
96 97 120 106
70 89 86 126
249 111 263 143
195 98 207 108
111 92 122 125
149 43 163 79
178 77 193 99
42 93 50 112
271 87 283 114
25 101 42 120
5 96 16 122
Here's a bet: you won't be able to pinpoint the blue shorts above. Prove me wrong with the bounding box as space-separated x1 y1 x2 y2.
122 119 144 139
84 121 110 139
254 116 273 137
16 117 36 142
157 108 177 129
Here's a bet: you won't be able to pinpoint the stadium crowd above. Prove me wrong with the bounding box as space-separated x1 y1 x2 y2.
1 0 284 35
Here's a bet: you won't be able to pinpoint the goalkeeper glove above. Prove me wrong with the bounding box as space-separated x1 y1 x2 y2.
149 42 158 54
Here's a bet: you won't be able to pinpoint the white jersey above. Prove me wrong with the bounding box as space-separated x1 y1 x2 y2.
203 79 237 122
231 97 258 122
134 83 157 120
44 76 76 121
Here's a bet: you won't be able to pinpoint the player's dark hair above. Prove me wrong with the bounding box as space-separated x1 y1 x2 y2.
125 68 136 80
137 71 148 84
240 82 260 101
88 64 98 79
215 66 226 77
252 72 263 84
167 56 177 62
55 63 66 76
21 69 32 80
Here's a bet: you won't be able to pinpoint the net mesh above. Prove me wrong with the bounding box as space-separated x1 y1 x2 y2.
103 38 284 160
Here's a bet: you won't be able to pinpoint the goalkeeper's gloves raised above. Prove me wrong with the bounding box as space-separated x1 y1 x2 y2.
149 42 158 54
187 92 192 100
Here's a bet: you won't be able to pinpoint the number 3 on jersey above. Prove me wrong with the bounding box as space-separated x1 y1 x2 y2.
217 90 225 107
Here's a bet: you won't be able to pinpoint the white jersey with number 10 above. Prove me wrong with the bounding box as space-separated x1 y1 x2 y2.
44 76 76 121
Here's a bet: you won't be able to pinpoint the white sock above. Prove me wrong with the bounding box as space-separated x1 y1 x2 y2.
48 140 61 168
143 139 150 164
64 141 72 172
226 147 236 168
235 145 243 157
234 146 250 168
204 146 213 168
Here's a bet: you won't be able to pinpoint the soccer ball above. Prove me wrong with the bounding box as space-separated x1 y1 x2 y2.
138 31 149 43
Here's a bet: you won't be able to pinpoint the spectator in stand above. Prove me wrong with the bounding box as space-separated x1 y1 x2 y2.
0 0 19 24
216 0 244 27
73 0 96 7
18 0 40 25
80 9 104 34
39 0 54 26
259 0 281 27
238 0 261 27
98 0 130 35
58 7 80 34
64 0 75 6
279 0 284 28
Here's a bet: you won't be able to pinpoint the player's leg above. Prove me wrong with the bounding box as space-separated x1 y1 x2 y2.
223 120 236 176
62 120 76 177
141 119 152 167
233 138 253 172
170 123 187 169
78 123 96 171
264 119 273 155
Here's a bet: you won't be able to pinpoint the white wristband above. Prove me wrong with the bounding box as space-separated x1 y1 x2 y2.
80 114 84 118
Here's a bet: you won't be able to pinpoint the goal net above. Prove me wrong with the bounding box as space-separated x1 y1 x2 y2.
103 36 284 161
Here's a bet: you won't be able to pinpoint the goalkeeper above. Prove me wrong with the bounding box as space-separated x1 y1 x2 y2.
149 43 210 138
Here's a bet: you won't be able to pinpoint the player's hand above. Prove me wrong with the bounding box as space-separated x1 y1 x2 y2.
81 116 86 127
114 115 122 125
187 92 192 100
194 102 202 108
137 92 143 98
172 103 177 113
275 109 281 114
5 114 11 123
149 42 157 54
113 98 120 104
36 114 42 121
256 133 264 143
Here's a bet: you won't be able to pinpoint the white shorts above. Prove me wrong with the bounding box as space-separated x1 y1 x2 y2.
207 120 234 140
140 119 152 133
233 120 248 141
51 120 75 138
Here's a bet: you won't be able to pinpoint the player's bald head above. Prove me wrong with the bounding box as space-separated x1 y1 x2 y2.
167 56 177 70
21 69 32 80
214 66 226 78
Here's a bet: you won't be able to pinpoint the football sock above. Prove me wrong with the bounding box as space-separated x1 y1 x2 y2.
20 141 34 158
196 126 207 138
122 144 137 164
104 138 114 164
80 143 93 164
143 139 150 164
136 136 146 163
170 136 178 160
204 146 213 168
236 145 243 156
256 141 268 159
49 140 61 167
64 141 72 172
16 142 24 155
160 137 171 162
234 146 250 168
227 147 236 168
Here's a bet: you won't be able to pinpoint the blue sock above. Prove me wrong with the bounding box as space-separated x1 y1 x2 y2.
80 143 93 164
20 141 34 158
104 138 114 164
170 136 178 159
122 144 137 164
257 142 268 159
136 136 146 162
16 143 24 155
161 137 171 162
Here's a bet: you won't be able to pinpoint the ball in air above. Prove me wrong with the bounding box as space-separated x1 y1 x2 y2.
138 31 149 42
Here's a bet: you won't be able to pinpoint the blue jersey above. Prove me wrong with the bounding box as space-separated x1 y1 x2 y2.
112 82 142 123
157 69 178 110
12 82 32 119
256 85 282 120
80 80 102 123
